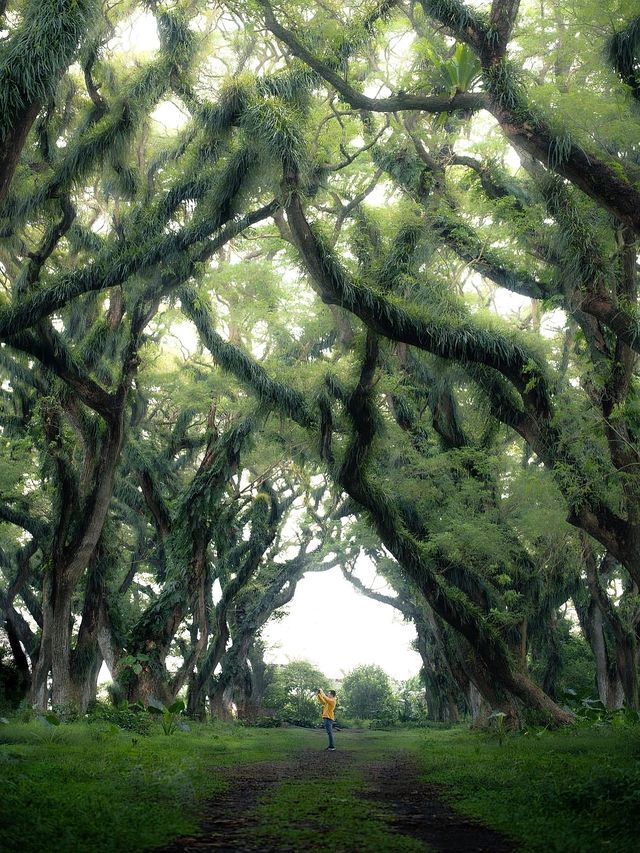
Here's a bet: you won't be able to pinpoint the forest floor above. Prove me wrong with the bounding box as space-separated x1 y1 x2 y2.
157 739 516 852
1 721 638 852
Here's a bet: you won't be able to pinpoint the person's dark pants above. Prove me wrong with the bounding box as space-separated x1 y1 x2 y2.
323 716 335 748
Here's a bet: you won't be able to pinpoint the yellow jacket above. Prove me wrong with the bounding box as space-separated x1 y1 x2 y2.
317 689 336 720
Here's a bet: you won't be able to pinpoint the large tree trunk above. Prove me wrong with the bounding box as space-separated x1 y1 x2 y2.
49 577 75 709
209 684 235 721
578 599 624 710
207 632 253 720
580 541 639 708
67 549 113 712
0 101 41 206
30 573 53 710
467 684 493 728
4 619 32 703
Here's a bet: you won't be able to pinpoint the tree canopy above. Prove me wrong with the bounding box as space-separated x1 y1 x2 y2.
0 0 638 727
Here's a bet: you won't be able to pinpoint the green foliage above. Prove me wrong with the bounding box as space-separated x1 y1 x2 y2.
418 42 482 96
88 700 153 736
562 694 640 729
420 726 640 851
0 0 639 754
262 660 329 726
1 725 639 852
488 710 507 746
607 15 640 97
0 0 100 142
340 664 397 721
147 697 190 735
397 675 429 723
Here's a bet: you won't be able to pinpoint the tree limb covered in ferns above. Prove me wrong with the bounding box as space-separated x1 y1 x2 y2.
0 0 101 205
332 330 573 722
179 285 317 431
0 502 48 542
263 0 640 232
284 179 553 420
0 156 270 339
418 0 640 233
257 0 487 115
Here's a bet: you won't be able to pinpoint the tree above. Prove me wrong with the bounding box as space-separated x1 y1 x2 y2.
262 659 329 726
340 664 397 721
0 0 638 726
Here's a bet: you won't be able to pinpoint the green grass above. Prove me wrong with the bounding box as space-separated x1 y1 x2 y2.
251 773 425 852
250 730 427 852
0 719 314 852
1 719 638 852
416 726 640 852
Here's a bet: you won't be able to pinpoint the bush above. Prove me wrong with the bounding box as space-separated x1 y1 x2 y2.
88 701 153 735
340 665 398 722
51 702 81 723
262 660 329 727
240 716 284 728
369 718 396 730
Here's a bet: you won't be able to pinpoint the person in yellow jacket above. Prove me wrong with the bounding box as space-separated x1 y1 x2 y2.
317 688 337 750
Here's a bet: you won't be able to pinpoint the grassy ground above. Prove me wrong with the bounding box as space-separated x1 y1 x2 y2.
0 719 312 852
416 725 640 852
1 718 638 852
248 731 427 852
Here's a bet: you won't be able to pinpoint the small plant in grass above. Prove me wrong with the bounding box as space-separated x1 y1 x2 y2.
489 711 507 746
17 700 35 723
36 711 64 742
147 697 190 735
51 702 80 722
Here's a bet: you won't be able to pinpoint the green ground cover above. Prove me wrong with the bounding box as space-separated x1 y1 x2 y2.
250 731 427 853
417 726 640 852
0 720 313 852
1 719 638 852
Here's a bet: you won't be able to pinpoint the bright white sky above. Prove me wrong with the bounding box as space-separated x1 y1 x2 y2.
261 565 422 683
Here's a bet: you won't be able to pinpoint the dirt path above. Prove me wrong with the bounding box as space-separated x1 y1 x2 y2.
156 747 518 852
363 755 516 852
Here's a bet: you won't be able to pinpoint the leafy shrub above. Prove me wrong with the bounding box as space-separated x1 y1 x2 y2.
51 702 81 723
240 716 284 728
563 694 640 729
262 660 329 727
561 766 640 810
147 698 190 735
88 700 153 735
340 665 398 722
369 718 395 730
